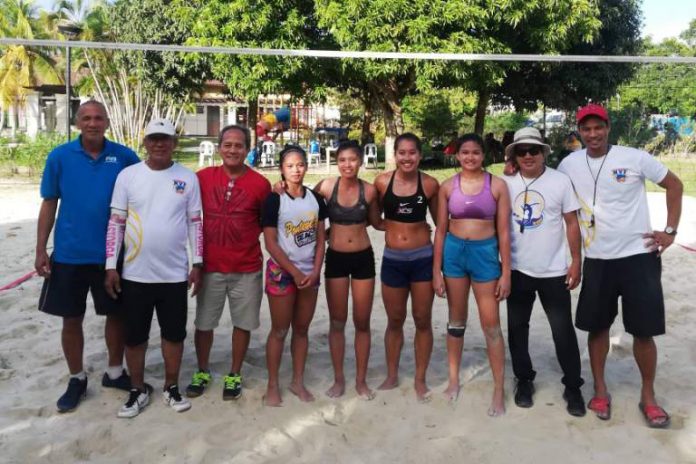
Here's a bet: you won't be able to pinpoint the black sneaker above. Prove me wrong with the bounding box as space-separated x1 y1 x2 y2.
222 372 242 400
57 377 88 413
102 370 132 391
514 379 534 408
563 387 587 417
186 370 212 398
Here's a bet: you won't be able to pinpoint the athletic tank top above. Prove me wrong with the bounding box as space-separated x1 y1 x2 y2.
383 171 428 223
327 177 368 225
448 172 496 220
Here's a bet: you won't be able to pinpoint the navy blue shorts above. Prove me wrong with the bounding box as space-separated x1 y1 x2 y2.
121 280 188 346
380 245 433 288
38 259 121 318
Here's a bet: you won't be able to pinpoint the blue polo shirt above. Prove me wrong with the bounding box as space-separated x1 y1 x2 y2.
40 137 139 264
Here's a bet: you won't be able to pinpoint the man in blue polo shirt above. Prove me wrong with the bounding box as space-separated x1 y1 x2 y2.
35 100 140 412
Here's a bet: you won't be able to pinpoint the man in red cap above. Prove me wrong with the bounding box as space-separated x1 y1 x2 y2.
558 103 683 428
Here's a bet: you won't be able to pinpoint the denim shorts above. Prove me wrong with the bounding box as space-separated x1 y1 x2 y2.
380 244 433 288
442 234 501 282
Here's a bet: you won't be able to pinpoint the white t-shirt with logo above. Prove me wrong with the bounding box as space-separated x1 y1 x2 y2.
558 145 668 259
503 168 580 278
111 161 202 283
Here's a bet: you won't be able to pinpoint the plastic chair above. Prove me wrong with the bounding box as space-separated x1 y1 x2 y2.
363 143 378 168
308 140 321 166
198 141 215 167
261 141 276 167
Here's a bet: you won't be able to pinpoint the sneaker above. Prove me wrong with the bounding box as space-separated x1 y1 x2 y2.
514 379 535 408
102 370 132 391
563 387 587 417
186 370 212 398
57 377 88 413
117 384 153 418
163 385 191 413
222 373 242 400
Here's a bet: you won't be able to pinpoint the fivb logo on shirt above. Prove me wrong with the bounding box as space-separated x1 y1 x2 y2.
104 155 118 164
612 168 628 183
172 179 187 194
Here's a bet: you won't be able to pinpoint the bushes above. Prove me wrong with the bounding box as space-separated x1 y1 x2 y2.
0 133 65 176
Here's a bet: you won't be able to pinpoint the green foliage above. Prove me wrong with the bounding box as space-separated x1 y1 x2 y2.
110 0 209 99
402 89 476 141
0 133 63 174
619 37 696 117
605 103 657 148
0 0 62 114
179 0 325 100
492 0 642 111
483 111 530 137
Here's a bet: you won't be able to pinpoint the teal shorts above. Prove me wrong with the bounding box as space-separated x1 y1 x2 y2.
442 234 501 282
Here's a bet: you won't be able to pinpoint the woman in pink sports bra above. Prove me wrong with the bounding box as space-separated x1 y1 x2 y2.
432 133 511 416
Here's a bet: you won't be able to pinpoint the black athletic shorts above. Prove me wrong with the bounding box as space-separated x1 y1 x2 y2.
576 252 665 337
324 247 376 280
121 279 188 346
38 259 121 318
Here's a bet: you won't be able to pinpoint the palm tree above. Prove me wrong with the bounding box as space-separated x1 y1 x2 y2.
0 0 62 138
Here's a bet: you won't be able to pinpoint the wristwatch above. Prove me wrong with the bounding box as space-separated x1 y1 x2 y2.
192 262 204 269
664 226 677 236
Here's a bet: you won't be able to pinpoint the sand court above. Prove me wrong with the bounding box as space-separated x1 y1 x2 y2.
1 184 695 463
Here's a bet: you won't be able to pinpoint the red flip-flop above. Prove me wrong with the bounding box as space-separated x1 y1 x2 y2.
639 402 671 429
588 395 611 420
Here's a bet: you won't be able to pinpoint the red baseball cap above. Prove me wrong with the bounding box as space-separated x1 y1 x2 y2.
576 104 609 124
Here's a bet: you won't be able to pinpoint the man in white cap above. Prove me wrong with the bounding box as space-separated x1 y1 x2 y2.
105 118 203 418
558 104 682 428
503 127 586 416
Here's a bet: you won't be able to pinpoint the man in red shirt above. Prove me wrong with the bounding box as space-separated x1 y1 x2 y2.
186 125 271 400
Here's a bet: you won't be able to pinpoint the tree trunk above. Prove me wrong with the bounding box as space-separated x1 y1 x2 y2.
360 87 374 146
10 102 19 140
248 95 259 149
474 88 490 136
361 105 373 146
380 94 404 170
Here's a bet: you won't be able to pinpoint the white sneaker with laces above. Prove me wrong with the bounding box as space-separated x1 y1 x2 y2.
118 386 151 418
163 384 191 413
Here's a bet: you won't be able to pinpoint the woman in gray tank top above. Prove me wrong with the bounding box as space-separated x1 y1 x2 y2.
313 141 383 400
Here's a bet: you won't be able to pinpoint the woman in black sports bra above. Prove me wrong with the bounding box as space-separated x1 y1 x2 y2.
313 140 382 400
373 133 440 402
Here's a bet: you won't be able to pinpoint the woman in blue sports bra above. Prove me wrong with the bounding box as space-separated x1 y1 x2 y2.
313 141 382 400
432 133 511 416
374 133 440 402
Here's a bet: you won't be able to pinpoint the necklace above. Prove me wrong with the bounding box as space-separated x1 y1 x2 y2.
584 146 612 228
518 167 546 233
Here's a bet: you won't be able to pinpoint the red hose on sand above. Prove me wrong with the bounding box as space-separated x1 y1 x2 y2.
0 270 38 291
679 243 696 253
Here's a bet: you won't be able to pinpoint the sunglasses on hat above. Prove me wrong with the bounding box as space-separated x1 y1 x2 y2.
514 146 543 157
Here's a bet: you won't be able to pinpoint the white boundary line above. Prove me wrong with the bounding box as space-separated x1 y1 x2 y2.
3 38 696 64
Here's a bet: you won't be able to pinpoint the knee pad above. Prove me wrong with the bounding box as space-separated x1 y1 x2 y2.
447 323 466 338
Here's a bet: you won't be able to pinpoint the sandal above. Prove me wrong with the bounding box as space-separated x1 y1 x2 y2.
588 395 611 420
639 402 671 429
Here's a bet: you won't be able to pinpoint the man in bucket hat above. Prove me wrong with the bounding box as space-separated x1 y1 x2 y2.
558 104 683 428
502 126 586 416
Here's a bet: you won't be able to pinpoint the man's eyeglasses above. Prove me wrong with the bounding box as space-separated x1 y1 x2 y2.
514 146 543 157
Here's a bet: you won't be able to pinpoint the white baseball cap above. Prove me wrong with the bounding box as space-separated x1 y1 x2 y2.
144 118 176 137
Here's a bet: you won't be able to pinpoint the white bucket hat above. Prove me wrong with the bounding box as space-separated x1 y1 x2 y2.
504 127 551 160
